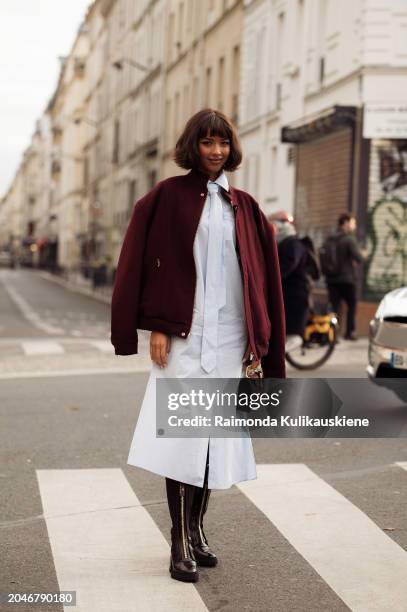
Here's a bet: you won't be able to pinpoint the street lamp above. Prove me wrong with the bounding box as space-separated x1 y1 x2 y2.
112 57 149 72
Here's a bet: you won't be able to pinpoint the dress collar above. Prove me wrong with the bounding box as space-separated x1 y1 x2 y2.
207 170 229 192
187 167 237 208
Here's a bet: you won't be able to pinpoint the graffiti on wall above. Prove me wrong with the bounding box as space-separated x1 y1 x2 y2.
365 141 407 298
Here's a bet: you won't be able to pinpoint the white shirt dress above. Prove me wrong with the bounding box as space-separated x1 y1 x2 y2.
127 171 257 489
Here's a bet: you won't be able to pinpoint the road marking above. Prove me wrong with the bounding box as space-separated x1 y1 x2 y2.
70 330 84 337
0 280 64 335
395 462 407 471
21 341 65 356
36 468 207 612
0 364 151 380
89 339 114 353
237 463 407 612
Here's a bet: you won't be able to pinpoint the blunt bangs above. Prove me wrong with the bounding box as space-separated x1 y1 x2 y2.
196 112 232 141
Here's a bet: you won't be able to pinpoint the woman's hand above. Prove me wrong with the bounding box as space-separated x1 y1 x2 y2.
150 331 171 368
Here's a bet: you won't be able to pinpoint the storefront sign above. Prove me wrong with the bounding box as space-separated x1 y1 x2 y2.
363 104 407 139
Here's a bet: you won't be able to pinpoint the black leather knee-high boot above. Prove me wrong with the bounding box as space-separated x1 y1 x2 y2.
165 477 199 582
189 447 218 567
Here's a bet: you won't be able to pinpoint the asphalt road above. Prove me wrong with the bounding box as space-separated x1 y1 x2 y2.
1 268 407 612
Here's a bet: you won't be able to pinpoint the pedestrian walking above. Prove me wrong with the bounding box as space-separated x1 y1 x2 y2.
320 213 365 340
269 211 320 351
110 109 286 583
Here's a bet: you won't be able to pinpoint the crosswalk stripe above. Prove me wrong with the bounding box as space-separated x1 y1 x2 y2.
88 339 114 353
0 364 151 379
21 341 65 356
237 463 407 612
36 468 208 612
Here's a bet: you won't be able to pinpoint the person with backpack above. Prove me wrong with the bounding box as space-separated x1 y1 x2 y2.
269 211 320 351
319 213 365 340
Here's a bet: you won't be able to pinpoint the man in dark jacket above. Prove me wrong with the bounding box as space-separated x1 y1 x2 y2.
324 213 365 340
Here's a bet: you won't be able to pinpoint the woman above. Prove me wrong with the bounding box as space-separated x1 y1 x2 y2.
111 109 286 583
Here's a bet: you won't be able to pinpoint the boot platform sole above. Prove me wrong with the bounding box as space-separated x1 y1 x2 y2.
169 562 199 582
194 555 218 567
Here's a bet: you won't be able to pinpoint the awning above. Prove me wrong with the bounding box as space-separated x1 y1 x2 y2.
281 105 358 144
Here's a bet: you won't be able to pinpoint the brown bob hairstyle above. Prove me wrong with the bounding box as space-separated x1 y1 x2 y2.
173 108 242 172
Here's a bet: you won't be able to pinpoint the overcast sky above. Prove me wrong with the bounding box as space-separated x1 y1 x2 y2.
0 0 91 197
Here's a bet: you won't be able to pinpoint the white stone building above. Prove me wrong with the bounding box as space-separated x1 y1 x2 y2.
98 0 167 266
162 0 242 179
238 0 407 308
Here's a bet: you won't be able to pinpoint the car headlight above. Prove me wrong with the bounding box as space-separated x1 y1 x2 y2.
369 317 380 338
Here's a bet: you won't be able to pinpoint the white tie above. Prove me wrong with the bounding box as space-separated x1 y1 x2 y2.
201 181 224 373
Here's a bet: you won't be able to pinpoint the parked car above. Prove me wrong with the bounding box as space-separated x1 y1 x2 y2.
367 286 407 402
0 250 15 268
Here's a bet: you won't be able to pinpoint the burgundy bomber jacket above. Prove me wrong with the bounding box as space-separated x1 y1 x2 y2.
110 168 286 378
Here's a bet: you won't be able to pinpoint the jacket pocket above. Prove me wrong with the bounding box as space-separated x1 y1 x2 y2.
140 255 165 318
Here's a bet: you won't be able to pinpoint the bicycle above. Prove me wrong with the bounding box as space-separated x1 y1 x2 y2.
285 311 339 370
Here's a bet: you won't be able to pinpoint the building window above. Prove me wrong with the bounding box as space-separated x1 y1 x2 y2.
145 88 151 140
205 67 212 106
194 0 201 37
270 146 278 197
174 91 180 140
83 157 89 193
149 170 157 189
118 0 125 29
178 2 184 51
276 83 282 110
128 179 137 218
187 0 193 31
218 57 225 111
232 44 240 82
287 146 296 165
183 84 190 118
319 56 325 85
243 160 249 190
165 99 172 149
168 13 175 62
112 119 120 164
231 45 240 123
318 0 327 86
133 108 139 151
296 0 304 42
276 11 285 104
192 75 200 111
252 154 260 199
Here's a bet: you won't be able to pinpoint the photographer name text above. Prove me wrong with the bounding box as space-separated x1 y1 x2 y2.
167 415 370 428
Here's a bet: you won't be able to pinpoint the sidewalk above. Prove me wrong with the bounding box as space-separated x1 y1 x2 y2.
287 337 369 377
35 269 113 305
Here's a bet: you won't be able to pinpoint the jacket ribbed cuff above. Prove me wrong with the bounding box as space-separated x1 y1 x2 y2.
113 342 139 356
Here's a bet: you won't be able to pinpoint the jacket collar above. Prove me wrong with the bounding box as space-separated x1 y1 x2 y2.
187 167 237 208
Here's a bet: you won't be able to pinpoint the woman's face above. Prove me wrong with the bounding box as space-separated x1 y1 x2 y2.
198 131 230 178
